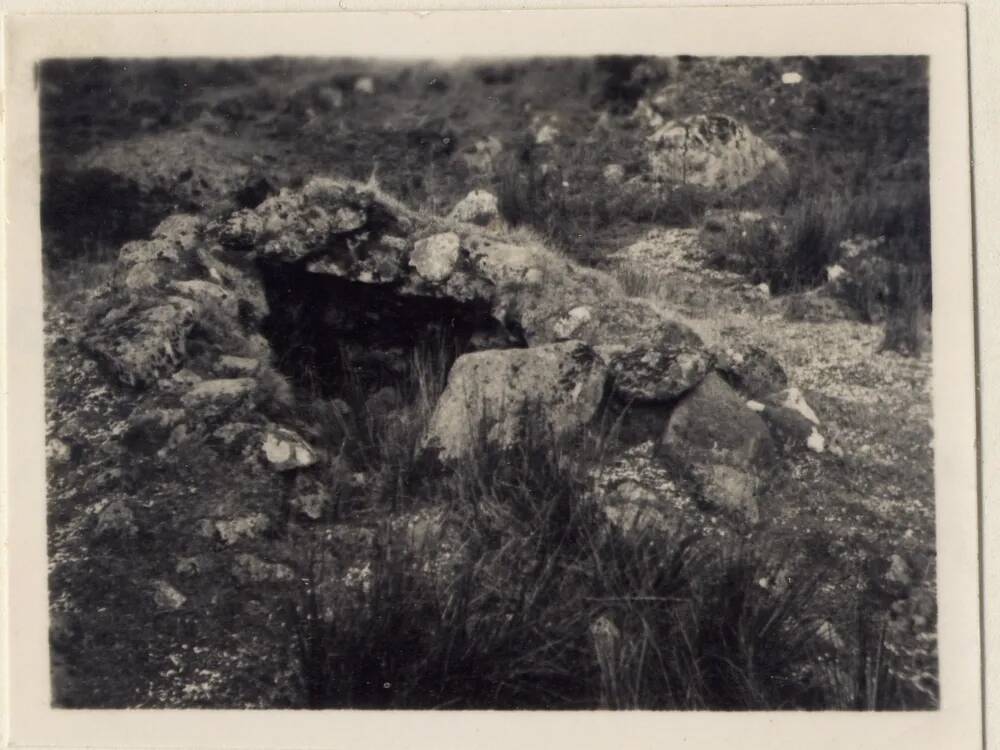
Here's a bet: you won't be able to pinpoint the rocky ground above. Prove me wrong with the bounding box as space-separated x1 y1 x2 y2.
604 228 937 700
41 56 934 710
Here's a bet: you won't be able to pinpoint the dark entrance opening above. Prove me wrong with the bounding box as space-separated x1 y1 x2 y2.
256 258 526 400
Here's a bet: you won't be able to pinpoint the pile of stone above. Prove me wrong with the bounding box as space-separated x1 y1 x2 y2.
83 177 827 528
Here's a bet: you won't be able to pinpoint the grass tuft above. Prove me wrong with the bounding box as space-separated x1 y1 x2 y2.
284 352 923 709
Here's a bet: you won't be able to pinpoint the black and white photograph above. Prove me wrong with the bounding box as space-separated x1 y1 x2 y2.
2 4 987 747
36 51 942 710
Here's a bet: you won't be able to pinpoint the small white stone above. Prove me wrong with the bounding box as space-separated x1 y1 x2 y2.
806 428 826 453
782 72 803 85
535 123 559 145
262 428 317 471
410 232 461 282
263 436 291 464
152 580 187 610
46 438 72 464
826 264 847 282
746 400 766 413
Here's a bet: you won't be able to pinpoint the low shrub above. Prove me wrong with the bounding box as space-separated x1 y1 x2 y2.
879 264 930 356
782 193 849 290
495 142 707 262
614 260 669 300
709 174 931 355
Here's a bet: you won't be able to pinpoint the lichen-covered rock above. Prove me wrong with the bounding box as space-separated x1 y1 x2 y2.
195 245 270 322
758 387 826 454
115 215 206 297
711 343 788 400
122 407 185 455
84 208 273 392
422 341 609 462
657 372 776 522
217 178 375 259
85 297 199 388
150 214 205 250
261 426 317 471
152 580 187 610
232 554 295 585
447 190 500 226
306 233 411 284
180 378 256 411
46 437 72 465
204 177 707 360
171 279 240 319
214 513 271 545
647 114 786 190
94 499 138 538
601 479 680 537
410 232 461 282
601 342 710 404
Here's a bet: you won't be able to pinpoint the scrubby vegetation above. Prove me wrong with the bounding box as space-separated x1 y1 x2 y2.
494 136 709 263
284 355 924 710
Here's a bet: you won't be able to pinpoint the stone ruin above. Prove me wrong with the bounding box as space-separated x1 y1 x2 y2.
82 177 824 524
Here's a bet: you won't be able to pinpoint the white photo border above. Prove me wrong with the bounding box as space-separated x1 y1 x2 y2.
2 5 980 749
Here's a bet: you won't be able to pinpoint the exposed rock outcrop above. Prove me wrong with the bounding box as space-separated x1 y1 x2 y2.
710 342 788 401
646 114 787 190
421 341 609 462
657 373 777 523
447 190 500 226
